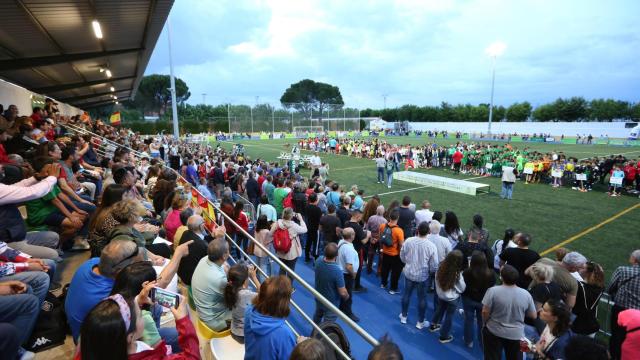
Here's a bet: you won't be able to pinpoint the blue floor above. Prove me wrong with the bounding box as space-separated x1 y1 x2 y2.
279 259 483 360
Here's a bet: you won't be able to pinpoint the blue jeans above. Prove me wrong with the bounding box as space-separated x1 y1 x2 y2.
2 268 51 305
501 182 513 199
151 304 181 352
386 170 393 187
463 296 483 346
313 302 338 324
70 200 96 237
401 278 428 322
0 290 41 345
377 167 384 182
0 323 20 359
255 256 272 282
431 297 459 339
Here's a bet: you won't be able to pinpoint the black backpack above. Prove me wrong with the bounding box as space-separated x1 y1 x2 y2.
311 321 353 360
26 286 70 352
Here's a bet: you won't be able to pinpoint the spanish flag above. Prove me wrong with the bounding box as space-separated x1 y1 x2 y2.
110 111 121 126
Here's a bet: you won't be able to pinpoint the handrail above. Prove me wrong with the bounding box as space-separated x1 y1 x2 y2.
60 124 380 357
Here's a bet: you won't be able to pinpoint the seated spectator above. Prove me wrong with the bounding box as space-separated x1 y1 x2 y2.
224 263 259 344
530 252 587 309
77 292 199 359
163 192 189 243
367 336 404 360
191 238 232 331
172 208 194 250
244 275 298 360
607 249 640 360
108 199 169 260
481 264 537 360
0 322 21 360
525 262 563 336
88 184 127 257
430 249 465 343
499 232 540 289
177 215 215 286
533 299 573 360
572 261 605 337
564 335 609 360
0 161 63 260
110 261 181 352
290 338 328 360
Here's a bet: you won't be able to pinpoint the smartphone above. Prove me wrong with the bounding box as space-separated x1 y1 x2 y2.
150 287 180 309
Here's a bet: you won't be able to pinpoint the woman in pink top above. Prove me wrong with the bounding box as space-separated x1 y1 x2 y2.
618 309 640 360
163 193 188 242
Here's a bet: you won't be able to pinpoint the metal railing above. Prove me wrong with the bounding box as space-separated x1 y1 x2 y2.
61 123 380 359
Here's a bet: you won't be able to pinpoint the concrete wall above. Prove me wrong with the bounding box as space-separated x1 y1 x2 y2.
0 78 84 116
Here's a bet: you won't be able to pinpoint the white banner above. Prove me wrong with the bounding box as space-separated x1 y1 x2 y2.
523 168 534 175
552 169 563 178
576 174 587 181
609 177 623 185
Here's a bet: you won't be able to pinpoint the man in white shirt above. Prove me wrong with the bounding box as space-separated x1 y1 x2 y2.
426 220 452 298
310 152 322 176
375 155 386 184
414 200 434 226
337 228 360 322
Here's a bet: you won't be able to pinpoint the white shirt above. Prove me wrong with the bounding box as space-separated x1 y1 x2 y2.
311 155 321 167
415 209 433 226
426 233 452 264
337 239 359 275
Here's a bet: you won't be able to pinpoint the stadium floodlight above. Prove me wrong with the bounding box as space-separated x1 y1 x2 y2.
485 41 506 135
92 20 103 39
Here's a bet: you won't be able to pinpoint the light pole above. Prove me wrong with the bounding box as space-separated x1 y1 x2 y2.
201 93 207 105
167 17 179 138
485 41 506 135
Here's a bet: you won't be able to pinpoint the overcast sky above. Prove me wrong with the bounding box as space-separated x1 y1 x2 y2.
145 0 640 109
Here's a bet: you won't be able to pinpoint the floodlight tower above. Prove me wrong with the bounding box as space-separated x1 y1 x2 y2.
485 41 506 135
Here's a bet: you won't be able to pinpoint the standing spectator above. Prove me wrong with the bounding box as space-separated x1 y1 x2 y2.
313 243 348 324
385 154 394 188
229 202 249 259
343 209 370 292
499 233 540 289
501 164 517 200
272 178 289 216
454 229 493 270
481 265 537 360
319 205 341 245
338 228 360 322
607 249 640 360
365 205 387 274
462 251 495 348
375 154 386 184
468 214 490 244
441 211 463 248
244 276 298 360
452 148 463 174
399 221 438 329
426 221 452 296
256 195 277 223
397 196 415 238
429 250 465 343
525 262 563 336
414 200 433 227
336 196 351 227
262 175 275 205
224 263 259 344
305 193 323 262
572 261 605 337
379 209 405 294
533 299 573 360
246 171 260 208
272 208 306 281
253 216 273 282
490 229 516 273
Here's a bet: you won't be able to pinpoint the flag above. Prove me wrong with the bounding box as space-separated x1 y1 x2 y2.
110 111 121 126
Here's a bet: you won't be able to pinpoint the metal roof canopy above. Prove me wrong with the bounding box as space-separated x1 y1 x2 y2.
0 0 174 109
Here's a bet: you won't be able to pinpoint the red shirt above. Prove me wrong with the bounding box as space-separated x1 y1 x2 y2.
452 150 463 163
618 309 640 360
257 175 265 194
624 165 637 180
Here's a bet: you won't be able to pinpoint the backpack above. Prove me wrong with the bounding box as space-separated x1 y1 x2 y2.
273 223 292 253
311 321 352 360
282 191 294 209
385 159 394 171
26 288 70 352
380 224 394 247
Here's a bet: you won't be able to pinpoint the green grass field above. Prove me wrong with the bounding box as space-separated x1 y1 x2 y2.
217 136 640 278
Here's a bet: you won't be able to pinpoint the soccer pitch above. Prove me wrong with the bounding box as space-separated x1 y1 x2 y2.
217 136 640 277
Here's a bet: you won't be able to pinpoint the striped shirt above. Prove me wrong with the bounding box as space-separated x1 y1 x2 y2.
399 236 439 282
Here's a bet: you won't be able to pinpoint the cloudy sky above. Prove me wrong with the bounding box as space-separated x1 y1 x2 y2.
145 0 640 109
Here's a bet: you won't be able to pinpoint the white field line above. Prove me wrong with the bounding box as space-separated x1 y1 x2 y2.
364 185 431 198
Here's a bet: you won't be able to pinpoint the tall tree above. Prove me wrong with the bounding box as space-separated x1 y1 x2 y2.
280 79 344 119
132 74 190 115
506 102 532 122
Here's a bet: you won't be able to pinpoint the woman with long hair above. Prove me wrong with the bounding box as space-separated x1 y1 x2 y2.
163 193 188 243
462 251 495 348
228 201 249 259
491 228 516 272
384 200 400 219
430 250 466 344
533 299 573 360
223 263 260 344
442 211 463 248
110 262 180 352
88 184 127 257
362 196 380 224
76 290 198 360
572 261 605 337
244 276 298 360
254 215 274 281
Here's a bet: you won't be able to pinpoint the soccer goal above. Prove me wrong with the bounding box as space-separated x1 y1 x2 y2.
293 126 324 137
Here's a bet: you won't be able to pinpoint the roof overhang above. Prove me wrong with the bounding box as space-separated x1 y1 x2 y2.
0 0 174 109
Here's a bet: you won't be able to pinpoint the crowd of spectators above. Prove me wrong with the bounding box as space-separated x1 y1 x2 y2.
0 101 638 360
